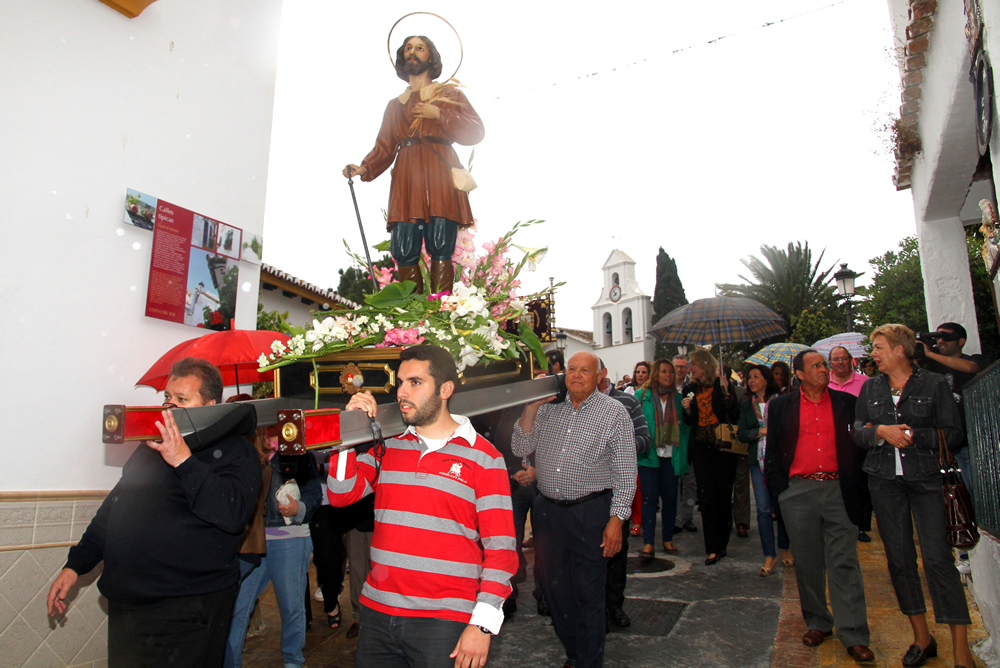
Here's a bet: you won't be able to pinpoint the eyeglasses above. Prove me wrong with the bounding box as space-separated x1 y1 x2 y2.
830 357 851 363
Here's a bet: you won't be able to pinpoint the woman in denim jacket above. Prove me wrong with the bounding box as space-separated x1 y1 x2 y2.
852 324 973 668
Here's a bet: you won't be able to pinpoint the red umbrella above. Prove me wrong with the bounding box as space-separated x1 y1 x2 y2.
136 329 291 393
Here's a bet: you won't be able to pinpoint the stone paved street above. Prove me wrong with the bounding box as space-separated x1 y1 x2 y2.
241 515 987 668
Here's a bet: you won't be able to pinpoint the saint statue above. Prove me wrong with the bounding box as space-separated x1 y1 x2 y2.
343 35 484 294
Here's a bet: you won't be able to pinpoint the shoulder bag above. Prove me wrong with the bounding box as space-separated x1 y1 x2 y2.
938 428 979 549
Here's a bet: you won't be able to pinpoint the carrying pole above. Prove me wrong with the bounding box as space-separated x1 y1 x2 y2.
347 167 380 292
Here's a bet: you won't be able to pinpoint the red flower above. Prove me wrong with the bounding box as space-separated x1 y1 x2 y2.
210 310 223 325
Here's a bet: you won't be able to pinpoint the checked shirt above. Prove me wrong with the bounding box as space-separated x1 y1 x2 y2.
512 390 637 519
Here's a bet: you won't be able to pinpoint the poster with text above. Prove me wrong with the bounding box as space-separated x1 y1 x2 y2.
144 194 240 330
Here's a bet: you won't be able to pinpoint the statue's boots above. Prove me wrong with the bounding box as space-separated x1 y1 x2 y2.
398 264 423 294
431 260 455 295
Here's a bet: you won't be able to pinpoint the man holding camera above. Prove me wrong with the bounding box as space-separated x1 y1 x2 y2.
916 322 991 497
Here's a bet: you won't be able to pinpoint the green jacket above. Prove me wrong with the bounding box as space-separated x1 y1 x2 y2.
636 388 690 476
737 398 764 462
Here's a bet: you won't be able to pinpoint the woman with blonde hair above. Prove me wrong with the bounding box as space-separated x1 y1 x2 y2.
681 349 740 565
635 359 691 558
852 324 974 668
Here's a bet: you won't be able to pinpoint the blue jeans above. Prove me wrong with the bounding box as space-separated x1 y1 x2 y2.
225 536 312 668
638 459 678 545
749 464 789 558
954 446 975 504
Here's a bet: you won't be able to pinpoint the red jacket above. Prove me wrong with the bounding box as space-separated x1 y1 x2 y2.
327 417 516 632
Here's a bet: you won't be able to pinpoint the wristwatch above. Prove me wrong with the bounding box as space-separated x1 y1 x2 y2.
475 625 492 635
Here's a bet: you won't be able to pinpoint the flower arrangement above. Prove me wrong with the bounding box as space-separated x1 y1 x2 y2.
257 220 558 376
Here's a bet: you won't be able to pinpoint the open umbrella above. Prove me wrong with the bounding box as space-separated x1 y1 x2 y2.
744 342 811 367
813 332 870 359
136 329 290 393
651 297 786 346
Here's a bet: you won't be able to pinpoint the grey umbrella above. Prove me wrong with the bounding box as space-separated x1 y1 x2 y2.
651 296 786 346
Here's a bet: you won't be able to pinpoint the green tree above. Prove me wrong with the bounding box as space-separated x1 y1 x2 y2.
256 302 289 333
790 309 839 344
854 236 927 334
651 248 690 360
337 254 395 305
716 241 842 336
965 227 1000 358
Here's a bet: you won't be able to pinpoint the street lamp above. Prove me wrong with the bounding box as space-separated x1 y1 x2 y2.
555 330 568 351
833 263 862 332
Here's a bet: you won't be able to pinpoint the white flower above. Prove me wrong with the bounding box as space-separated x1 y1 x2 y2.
458 344 483 372
257 353 270 368
513 244 548 272
444 282 487 317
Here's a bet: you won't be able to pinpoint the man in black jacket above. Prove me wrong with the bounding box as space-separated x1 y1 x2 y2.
764 350 875 664
47 358 261 667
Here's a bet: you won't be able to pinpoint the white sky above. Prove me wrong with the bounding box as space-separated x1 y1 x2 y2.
262 0 915 331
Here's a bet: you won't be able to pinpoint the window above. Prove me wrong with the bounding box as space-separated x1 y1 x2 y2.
603 313 613 347
623 308 633 341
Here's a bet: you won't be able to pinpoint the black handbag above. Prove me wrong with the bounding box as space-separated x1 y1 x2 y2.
937 428 979 550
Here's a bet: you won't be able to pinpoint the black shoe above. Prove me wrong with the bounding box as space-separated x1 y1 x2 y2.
705 553 722 565
683 520 698 532
857 530 872 543
901 636 937 667
674 525 685 534
537 595 550 617
503 598 517 617
608 607 631 627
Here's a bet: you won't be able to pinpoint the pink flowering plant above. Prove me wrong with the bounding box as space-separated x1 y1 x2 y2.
258 220 559 376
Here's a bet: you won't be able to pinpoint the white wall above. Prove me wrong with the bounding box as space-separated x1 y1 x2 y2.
0 0 283 491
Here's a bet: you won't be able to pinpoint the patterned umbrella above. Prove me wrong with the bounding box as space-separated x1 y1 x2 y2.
744 342 811 367
813 332 870 358
650 297 786 346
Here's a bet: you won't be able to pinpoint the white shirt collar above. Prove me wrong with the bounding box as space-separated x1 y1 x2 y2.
403 414 477 454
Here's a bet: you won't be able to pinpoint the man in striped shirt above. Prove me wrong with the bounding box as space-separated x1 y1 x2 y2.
328 344 517 668
513 351 637 668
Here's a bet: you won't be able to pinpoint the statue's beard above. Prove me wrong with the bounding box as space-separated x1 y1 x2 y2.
404 57 430 77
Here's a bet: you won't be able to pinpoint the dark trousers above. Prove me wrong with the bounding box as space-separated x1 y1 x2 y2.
605 516 629 613
509 482 537 606
534 493 610 668
691 444 738 555
639 458 679 545
869 475 971 624
108 585 236 668
355 605 467 668
779 478 870 648
310 505 348 614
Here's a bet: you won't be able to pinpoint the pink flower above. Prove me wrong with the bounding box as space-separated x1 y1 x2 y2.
427 290 451 301
377 327 426 348
374 266 396 289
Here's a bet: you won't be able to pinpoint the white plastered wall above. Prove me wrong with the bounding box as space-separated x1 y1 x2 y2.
0 0 283 491
904 0 983 351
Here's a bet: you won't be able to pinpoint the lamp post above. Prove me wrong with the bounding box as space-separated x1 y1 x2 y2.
555 330 567 351
834 263 861 332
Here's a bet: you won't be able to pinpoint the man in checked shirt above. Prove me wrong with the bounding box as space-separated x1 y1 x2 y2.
513 351 637 668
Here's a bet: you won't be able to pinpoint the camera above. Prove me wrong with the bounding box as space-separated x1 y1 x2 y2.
913 332 944 358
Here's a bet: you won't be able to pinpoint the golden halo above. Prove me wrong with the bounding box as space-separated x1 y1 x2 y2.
387 12 464 82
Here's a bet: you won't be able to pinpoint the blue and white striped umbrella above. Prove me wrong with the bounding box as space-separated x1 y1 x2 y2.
745 342 811 367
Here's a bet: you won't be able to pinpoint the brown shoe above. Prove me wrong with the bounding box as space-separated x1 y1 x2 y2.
802 629 832 646
346 621 360 639
736 523 749 538
846 645 875 663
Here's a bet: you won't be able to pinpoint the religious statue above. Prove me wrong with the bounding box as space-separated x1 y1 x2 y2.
343 34 484 294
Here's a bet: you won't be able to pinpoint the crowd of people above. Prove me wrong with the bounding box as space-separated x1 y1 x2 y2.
43 319 989 668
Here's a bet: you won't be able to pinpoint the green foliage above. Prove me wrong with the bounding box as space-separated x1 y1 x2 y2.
716 241 842 336
854 236 927 334
965 227 1000 358
651 248 689 361
790 309 839 344
257 303 289 333
364 281 416 309
337 254 394 304
202 264 239 330
519 320 547 371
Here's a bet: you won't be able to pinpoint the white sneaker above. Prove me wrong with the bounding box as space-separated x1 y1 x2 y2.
313 587 324 602
957 561 972 576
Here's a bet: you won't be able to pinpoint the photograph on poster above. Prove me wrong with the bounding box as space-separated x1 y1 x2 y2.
124 189 157 230
185 248 238 329
216 222 242 260
242 234 263 265
191 214 219 252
